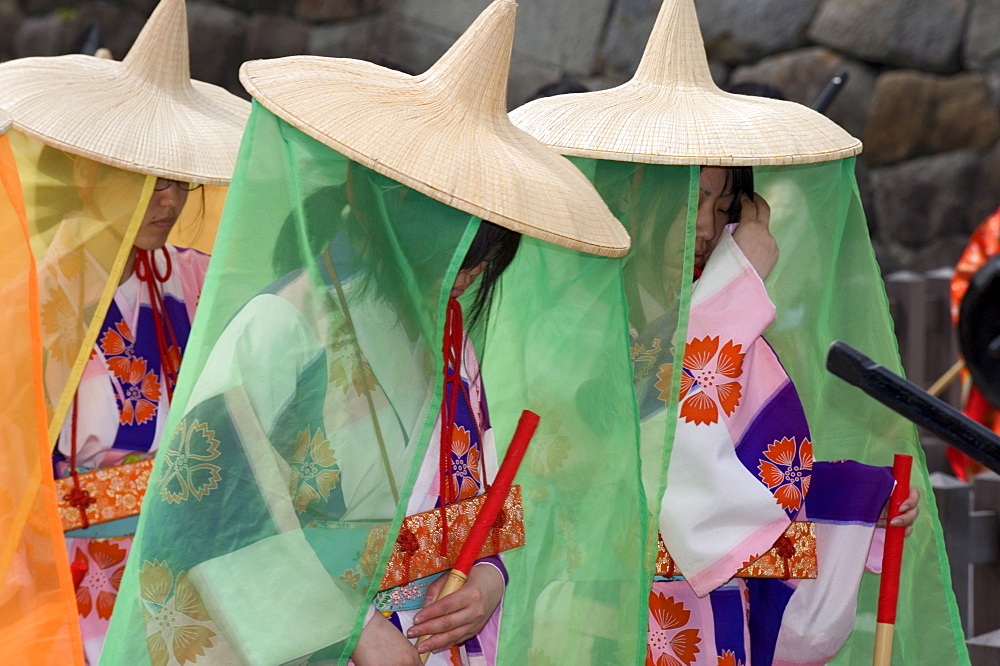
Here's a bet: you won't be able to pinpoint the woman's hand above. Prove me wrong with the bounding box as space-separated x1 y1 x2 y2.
878 486 921 536
407 563 505 655
731 193 778 281
352 611 422 666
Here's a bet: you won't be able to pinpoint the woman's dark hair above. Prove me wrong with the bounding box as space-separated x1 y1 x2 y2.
461 220 521 331
722 166 754 226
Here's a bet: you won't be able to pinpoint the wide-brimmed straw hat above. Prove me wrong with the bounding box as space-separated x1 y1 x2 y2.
0 109 9 136
510 0 861 166
239 0 630 258
0 0 249 185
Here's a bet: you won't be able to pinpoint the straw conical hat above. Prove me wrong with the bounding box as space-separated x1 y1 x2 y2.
510 0 861 166
0 0 249 185
239 0 629 258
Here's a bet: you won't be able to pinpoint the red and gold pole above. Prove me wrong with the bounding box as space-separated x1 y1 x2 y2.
873 454 912 666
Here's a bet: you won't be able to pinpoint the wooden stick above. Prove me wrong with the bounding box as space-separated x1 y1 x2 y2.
928 359 964 397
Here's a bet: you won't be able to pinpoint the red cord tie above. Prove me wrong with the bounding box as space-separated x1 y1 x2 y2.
67 393 95 529
135 248 180 400
438 297 468 557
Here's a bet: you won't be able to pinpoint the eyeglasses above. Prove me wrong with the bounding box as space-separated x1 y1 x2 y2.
154 178 203 192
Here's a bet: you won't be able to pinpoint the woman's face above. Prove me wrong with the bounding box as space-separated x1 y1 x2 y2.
695 167 736 269
134 179 190 251
451 260 487 298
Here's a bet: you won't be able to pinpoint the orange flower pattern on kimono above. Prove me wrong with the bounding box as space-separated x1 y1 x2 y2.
118 357 161 426
449 425 483 501
74 539 127 620
139 560 220 666
646 591 702 666
757 437 814 513
160 420 222 503
717 649 744 666
101 319 138 380
678 336 745 425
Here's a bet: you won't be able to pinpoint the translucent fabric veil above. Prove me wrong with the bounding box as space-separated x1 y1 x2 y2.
547 157 964 663
0 128 84 663
9 131 155 442
757 159 965 664
1 129 229 661
483 160 693 663
102 103 480 664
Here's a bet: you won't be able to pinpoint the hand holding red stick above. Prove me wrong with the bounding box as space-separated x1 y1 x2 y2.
416 410 539 660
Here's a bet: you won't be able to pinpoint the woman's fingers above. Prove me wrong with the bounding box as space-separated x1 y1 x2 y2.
891 486 921 533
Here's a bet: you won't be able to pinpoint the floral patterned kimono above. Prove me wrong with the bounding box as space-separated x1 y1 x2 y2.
646 231 894 666
49 244 208 663
114 259 505 665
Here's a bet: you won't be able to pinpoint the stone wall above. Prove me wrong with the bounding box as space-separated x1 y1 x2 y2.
3 0 997 273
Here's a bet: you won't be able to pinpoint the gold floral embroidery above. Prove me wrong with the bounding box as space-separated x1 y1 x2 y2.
631 338 663 381
328 323 377 396
160 421 221 503
140 560 219 666
525 417 570 478
339 569 361 589
290 427 341 513
40 283 82 364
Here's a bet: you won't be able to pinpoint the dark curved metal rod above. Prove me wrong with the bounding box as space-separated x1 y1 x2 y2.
826 340 1000 474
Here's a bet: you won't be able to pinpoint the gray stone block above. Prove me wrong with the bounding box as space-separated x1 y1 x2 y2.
11 13 65 57
370 14 561 110
187 1 248 95
808 0 968 74
965 0 1000 71
971 140 1000 232
245 13 309 61
388 0 612 75
599 0 660 79
368 14 454 77
0 0 23 61
696 0 819 65
730 47 876 139
864 71 1000 166
870 151 981 247
307 16 378 60
295 0 359 24
69 2 147 60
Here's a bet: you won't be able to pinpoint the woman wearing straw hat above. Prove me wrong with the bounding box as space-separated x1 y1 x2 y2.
100 1 639 664
0 0 248 661
509 0 956 664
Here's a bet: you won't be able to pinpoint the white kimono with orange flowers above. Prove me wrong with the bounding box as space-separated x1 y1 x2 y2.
647 232 893 666
48 244 208 664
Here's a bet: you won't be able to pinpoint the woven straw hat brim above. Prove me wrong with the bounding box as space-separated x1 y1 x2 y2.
0 109 9 136
510 0 860 167
0 0 249 185
240 0 630 258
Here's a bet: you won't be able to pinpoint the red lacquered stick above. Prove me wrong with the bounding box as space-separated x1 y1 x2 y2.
417 410 539 661
873 453 912 666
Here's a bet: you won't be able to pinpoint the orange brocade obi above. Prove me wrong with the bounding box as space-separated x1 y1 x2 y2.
361 485 525 590
55 459 155 531
656 521 817 580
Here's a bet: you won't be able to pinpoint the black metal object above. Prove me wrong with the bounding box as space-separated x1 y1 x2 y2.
959 255 1000 408
826 340 1000 474
811 69 849 114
